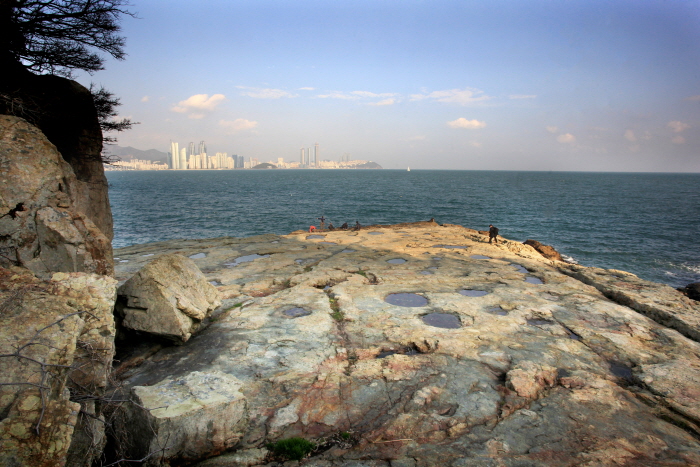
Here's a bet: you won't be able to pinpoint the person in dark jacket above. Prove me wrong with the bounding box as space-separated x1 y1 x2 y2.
488 224 499 244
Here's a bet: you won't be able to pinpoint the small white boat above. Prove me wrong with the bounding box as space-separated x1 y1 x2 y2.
407 166 411 172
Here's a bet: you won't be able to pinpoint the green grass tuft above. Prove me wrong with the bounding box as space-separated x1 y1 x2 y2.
266 437 315 461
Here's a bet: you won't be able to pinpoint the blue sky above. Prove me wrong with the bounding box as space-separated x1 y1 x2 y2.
77 0 700 171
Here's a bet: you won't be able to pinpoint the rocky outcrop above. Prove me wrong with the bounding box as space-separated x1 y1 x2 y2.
0 115 114 278
524 238 565 261
680 282 700 301
116 253 222 343
110 223 700 466
1 71 112 240
0 266 117 467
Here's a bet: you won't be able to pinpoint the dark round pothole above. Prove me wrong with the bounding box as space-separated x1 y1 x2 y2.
486 306 508 315
527 318 554 326
421 313 461 329
307 235 325 239
525 276 544 284
470 254 491 259
189 253 206 259
387 258 407 264
385 293 428 307
460 289 488 297
283 307 311 318
368 231 384 235
512 264 529 273
420 270 433 275
341 249 356 253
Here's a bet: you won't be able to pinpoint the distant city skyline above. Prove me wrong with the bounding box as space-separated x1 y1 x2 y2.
79 1 700 172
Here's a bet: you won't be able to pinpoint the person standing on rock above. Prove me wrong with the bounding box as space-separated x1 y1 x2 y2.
318 216 326 230
488 224 499 244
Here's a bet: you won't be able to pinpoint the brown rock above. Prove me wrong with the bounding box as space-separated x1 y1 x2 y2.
524 239 565 261
0 266 117 467
0 115 113 277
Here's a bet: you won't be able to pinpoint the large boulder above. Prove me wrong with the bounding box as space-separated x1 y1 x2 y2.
0 115 113 278
0 266 117 467
116 371 248 466
523 239 565 261
116 254 222 343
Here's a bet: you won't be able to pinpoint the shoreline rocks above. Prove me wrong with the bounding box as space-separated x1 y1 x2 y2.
109 222 700 466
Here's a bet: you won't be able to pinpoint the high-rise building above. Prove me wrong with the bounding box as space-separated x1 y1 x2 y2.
314 142 319 166
170 141 179 169
300 147 305 166
180 148 187 169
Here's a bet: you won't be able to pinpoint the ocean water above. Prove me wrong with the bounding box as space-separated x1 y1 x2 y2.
106 170 700 288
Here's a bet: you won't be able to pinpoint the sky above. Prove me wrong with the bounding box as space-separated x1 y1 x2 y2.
76 0 700 171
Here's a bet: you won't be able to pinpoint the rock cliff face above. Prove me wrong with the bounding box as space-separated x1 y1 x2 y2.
0 115 113 277
110 223 700 466
0 267 117 467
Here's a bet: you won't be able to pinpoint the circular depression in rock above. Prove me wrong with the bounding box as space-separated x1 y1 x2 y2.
512 264 529 273
387 258 407 264
189 253 206 259
368 231 384 235
470 254 491 259
525 276 544 284
226 254 270 267
433 257 442 261
460 289 489 297
421 313 461 329
307 235 325 239
420 270 433 275
341 249 356 253
434 244 467 249
385 293 428 307
320 241 337 245
486 306 508 315
283 307 311 318
527 318 554 326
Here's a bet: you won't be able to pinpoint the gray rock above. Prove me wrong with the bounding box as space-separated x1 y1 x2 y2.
116 253 222 343
112 224 700 466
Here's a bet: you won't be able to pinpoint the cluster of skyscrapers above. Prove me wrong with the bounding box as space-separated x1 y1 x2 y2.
300 143 320 167
169 141 243 170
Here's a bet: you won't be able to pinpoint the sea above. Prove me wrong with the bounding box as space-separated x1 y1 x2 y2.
106 170 700 289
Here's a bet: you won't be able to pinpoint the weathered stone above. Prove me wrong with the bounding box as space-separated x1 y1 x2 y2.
119 370 248 466
0 115 113 278
524 239 565 261
680 282 700 301
0 266 117 467
116 253 222 343
111 223 700 466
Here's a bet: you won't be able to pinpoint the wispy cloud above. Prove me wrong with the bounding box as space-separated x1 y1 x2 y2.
672 135 686 144
317 90 398 101
509 94 537 99
171 94 227 118
557 133 576 143
546 126 559 134
368 98 396 106
141 96 150 102
668 120 690 133
220 118 258 132
447 118 486 129
237 86 297 99
624 129 637 142
299 87 315 91
411 87 490 105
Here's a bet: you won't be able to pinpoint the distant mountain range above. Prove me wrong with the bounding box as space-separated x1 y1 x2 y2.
103 145 169 163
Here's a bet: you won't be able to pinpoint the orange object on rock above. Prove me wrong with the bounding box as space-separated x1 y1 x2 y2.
309 226 316 232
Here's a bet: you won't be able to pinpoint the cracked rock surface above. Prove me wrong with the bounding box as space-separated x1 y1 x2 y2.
112 221 700 466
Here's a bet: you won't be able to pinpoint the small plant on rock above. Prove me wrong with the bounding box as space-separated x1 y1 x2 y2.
266 437 316 461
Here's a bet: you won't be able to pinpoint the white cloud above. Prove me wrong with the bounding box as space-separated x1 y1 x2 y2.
317 91 359 100
368 98 396 106
236 86 297 99
668 120 690 133
410 88 490 105
672 135 686 144
469 141 483 147
447 118 486 129
171 94 227 114
352 90 396 98
220 118 258 132
546 126 559 134
557 133 576 143
509 94 537 99
299 87 315 91
141 96 150 102
624 130 637 142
